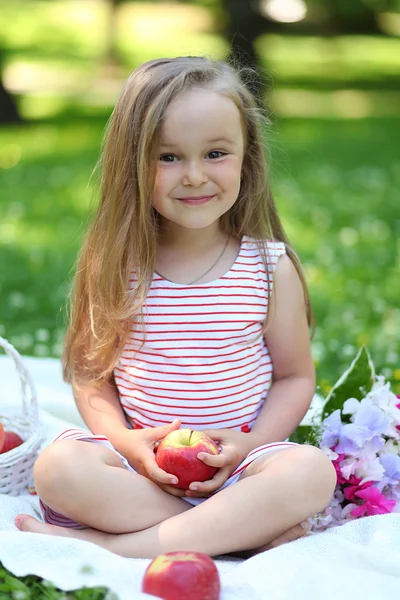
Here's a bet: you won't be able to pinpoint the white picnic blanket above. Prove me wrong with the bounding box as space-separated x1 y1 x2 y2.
1 355 400 599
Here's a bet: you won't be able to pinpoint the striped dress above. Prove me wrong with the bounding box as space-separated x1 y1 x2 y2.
39 236 298 526
115 236 285 432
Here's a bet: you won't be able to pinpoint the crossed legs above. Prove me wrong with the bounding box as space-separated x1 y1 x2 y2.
15 440 336 558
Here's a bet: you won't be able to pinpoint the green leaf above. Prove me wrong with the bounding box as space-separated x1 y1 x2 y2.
289 424 322 446
321 346 375 421
289 425 312 444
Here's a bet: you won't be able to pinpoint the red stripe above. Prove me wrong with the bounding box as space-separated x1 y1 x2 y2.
120 388 265 411
118 349 263 374
118 380 266 402
128 412 257 430
128 319 260 338
225 268 270 276
140 308 266 315
146 291 268 299
131 320 264 329
115 362 268 390
129 331 261 339
143 283 270 291
141 278 271 288
121 399 262 420
122 344 264 359
230 443 297 476
126 407 261 427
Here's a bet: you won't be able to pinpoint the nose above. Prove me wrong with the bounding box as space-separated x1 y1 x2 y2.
182 160 208 187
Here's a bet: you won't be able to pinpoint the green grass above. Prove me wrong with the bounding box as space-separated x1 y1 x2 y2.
0 563 109 599
1 114 399 394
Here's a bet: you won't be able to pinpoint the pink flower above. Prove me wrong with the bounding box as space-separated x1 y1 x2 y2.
332 452 347 484
343 479 373 502
396 399 400 431
350 486 396 517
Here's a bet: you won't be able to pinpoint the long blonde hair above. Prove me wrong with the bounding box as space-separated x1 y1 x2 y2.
63 56 313 389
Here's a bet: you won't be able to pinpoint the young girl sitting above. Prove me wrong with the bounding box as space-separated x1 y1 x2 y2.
15 56 336 558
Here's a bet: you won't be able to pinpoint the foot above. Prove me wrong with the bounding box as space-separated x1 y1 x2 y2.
14 514 111 548
228 521 310 559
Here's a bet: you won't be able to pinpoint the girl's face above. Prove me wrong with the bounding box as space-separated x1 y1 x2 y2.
152 87 245 233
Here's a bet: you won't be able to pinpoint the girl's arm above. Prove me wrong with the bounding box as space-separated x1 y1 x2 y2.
72 375 184 491
249 253 315 446
72 375 133 455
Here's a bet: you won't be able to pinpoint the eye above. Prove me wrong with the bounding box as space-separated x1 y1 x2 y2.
159 154 177 162
207 151 227 160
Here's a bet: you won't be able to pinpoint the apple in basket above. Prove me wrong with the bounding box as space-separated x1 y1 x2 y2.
142 551 220 600
0 423 24 454
155 428 220 489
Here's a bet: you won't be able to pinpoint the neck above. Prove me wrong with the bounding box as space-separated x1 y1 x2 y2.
158 220 226 252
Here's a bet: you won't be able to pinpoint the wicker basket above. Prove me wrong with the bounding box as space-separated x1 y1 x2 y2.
0 336 44 495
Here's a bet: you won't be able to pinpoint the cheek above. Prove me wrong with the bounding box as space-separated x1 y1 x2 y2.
153 168 176 200
218 162 242 193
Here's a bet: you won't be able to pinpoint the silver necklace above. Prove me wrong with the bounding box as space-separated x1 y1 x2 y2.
158 235 231 285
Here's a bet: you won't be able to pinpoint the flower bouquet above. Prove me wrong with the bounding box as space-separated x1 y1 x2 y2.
291 346 400 532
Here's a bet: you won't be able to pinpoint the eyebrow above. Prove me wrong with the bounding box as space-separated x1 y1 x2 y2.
159 137 236 147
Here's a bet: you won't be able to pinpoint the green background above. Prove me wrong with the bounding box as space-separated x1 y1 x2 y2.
1 1 399 396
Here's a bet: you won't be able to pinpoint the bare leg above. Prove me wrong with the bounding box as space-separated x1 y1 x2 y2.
32 440 190 533
17 445 336 558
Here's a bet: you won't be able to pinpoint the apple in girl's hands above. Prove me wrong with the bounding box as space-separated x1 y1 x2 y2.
142 551 220 600
155 428 220 489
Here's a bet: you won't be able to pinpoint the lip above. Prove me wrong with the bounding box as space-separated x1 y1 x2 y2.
176 195 215 205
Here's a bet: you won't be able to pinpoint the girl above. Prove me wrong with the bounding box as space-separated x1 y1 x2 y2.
15 56 336 558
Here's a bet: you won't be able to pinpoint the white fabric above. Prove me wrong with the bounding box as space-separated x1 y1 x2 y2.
1 356 400 599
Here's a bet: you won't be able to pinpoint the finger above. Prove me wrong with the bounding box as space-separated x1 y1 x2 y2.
197 452 227 468
157 483 187 498
184 491 213 499
151 419 181 442
189 467 231 494
201 429 225 443
143 459 179 486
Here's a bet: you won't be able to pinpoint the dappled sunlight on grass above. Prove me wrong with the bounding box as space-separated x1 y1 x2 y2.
269 88 400 118
271 117 400 389
258 34 400 83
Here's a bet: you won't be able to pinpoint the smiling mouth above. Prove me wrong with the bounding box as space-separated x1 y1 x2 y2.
176 195 215 205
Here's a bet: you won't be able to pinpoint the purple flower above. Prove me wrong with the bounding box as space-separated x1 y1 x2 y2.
354 401 390 435
379 453 400 484
320 410 342 448
334 402 389 454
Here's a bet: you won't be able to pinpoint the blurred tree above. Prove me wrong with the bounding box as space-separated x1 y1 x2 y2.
0 49 22 123
306 0 394 34
220 0 269 103
104 0 123 66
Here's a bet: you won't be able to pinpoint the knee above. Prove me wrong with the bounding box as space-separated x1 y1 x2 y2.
33 440 83 498
293 444 337 509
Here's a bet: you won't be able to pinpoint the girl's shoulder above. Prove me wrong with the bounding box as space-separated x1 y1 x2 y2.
242 235 286 273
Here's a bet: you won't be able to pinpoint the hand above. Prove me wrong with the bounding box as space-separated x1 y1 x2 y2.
122 418 188 498
185 428 258 499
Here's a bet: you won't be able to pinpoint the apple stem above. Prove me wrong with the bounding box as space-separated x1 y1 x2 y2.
189 430 193 444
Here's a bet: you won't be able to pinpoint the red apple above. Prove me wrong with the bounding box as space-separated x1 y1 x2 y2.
0 431 24 454
0 423 4 453
155 429 219 489
142 551 220 600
